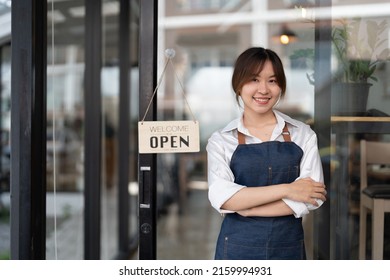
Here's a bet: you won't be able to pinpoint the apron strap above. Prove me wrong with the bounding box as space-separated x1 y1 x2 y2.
282 124 291 142
238 130 246 144
237 123 291 144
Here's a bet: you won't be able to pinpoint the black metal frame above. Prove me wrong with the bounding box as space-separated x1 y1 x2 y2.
9 0 141 260
10 0 47 259
117 0 131 258
138 0 158 260
84 0 102 260
313 0 332 260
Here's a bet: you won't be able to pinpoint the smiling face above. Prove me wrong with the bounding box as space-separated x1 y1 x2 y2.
232 47 286 109
240 60 281 117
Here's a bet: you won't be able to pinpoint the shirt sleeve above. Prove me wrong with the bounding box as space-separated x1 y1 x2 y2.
206 134 246 213
283 131 325 218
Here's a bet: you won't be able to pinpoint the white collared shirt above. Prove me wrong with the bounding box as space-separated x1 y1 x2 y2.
206 110 324 218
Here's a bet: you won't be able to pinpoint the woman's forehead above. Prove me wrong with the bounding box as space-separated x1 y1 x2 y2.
251 61 275 76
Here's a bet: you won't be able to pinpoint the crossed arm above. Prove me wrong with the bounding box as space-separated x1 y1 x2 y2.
207 131 327 218
221 178 327 217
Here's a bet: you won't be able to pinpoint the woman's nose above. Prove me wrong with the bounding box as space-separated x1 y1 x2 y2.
257 81 267 93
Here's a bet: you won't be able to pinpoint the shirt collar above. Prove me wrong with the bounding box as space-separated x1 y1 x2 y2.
221 109 299 135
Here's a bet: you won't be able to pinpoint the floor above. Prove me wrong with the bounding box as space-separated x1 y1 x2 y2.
44 187 222 260
4 185 388 260
0 187 222 260
155 189 222 260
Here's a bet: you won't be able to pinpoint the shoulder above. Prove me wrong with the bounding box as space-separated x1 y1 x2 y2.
274 110 316 146
275 110 314 134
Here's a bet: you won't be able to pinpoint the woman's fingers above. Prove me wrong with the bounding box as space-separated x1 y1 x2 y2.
294 179 327 203
312 184 327 201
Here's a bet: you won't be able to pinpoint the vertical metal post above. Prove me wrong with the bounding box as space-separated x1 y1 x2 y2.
313 0 332 260
84 0 102 260
10 0 47 259
138 0 158 260
118 0 130 257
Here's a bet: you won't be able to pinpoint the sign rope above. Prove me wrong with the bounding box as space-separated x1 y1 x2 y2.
140 49 197 123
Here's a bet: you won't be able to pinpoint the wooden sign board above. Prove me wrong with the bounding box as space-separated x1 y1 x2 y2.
138 120 200 154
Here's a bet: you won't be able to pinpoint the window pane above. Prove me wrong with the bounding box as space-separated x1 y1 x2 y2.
0 43 11 260
46 0 85 260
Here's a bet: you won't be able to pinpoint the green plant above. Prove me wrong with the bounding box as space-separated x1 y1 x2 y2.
0 251 10 260
289 48 315 85
0 206 10 223
332 18 390 83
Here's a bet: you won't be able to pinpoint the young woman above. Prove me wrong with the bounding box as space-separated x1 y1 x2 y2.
206 47 326 260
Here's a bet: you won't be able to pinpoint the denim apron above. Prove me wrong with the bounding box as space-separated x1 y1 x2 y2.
215 124 306 260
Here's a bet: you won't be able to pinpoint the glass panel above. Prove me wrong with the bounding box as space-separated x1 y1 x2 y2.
156 0 321 259
46 0 139 260
46 0 85 260
329 0 390 259
0 1 11 16
128 66 139 240
101 0 119 259
101 0 140 257
0 43 11 260
331 13 390 116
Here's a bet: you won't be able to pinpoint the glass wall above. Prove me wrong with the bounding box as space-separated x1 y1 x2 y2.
329 1 390 260
154 0 319 260
0 0 139 261
45 0 138 259
2 0 390 261
0 43 10 260
46 0 86 259
152 0 390 260
0 0 11 260
101 0 120 259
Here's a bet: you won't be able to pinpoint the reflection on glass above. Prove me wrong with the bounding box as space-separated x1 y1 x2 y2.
153 0 390 261
329 3 390 259
157 0 316 260
46 0 138 260
0 44 10 260
46 0 85 260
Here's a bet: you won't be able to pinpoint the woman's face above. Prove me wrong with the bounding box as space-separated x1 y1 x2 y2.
240 60 281 116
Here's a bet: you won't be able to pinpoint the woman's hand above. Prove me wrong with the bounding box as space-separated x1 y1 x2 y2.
221 178 326 211
286 178 327 206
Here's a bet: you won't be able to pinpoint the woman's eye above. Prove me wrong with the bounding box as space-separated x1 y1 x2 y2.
269 79 277 84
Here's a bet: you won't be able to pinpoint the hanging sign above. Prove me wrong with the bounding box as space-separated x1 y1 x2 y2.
138 120 199 154
138 49 200 154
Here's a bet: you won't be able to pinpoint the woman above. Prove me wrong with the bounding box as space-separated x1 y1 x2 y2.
206 47 326 260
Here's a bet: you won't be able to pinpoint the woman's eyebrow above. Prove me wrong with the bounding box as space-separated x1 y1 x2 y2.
252 73 277 78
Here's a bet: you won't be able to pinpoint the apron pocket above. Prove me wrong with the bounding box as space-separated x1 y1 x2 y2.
217 236 305 260
267 239 306 260
221 236 267 260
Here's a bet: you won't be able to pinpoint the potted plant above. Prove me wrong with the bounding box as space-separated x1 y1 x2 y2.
331 18 389 115
289 48 315 85
290 15 390 115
